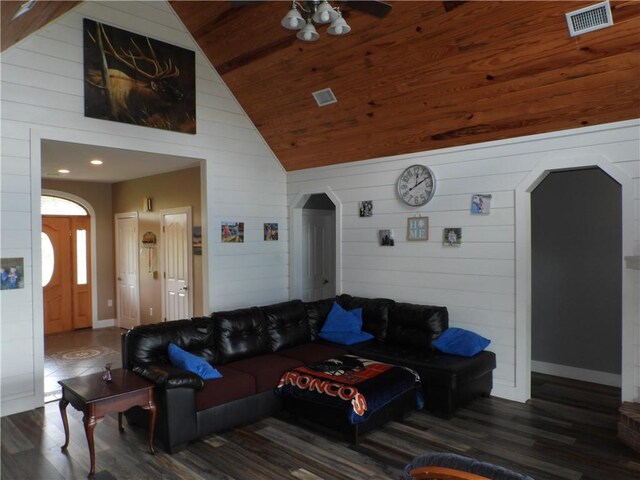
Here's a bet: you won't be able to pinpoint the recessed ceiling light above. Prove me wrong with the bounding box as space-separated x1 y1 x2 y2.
90 159 103 165
58 169 70 174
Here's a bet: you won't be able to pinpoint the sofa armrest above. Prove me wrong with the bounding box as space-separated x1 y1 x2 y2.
133 364 205 390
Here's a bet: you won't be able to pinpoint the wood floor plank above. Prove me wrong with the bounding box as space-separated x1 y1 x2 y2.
2 372 639 479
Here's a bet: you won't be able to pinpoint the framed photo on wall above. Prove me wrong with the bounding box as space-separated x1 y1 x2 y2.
407 216 428 241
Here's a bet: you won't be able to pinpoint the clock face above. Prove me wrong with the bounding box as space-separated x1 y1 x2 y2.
397 165 436 206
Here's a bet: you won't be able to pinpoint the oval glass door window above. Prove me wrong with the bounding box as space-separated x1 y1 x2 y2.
42 232 54 287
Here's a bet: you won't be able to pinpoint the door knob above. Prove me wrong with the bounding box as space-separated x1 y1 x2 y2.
323 279 329 285
180 286 189 291
117 277 122 281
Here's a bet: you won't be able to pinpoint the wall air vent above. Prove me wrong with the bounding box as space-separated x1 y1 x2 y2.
312 88 337 107
565 1 613 37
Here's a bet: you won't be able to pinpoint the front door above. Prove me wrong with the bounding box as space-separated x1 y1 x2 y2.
302 209 336 301
115 213 139 329
42 216 92 333
42 217 72 334
161 208 192 321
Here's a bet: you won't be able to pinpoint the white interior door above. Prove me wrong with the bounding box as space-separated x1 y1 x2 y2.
161 207 192 321
302 209 336 301
115 213 139 329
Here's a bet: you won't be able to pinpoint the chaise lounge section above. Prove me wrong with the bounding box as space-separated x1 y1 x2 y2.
121 296 496 453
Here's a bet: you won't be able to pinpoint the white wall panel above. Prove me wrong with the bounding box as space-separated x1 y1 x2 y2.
0 0 287 416
288 120 640 403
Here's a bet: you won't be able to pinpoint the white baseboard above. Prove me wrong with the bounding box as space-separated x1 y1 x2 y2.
93 318 115 329
531 360 621 387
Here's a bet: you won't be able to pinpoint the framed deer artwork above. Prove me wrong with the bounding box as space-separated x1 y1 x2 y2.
83 19 196 134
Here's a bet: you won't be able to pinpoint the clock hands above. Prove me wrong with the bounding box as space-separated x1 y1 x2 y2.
408 178 427 192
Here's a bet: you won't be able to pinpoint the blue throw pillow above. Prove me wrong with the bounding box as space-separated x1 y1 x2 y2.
167 343 222 380
321 302 363 333
432 328 490 357
318 330 375 345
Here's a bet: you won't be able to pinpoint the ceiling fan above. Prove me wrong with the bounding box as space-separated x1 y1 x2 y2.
230 0 392 19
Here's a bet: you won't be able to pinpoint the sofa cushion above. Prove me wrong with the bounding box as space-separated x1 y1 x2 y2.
318 330 375 345
336 294 395 341
212 307 269 364
276 342 348 364
124 318 216 367
304 298 334 340
195 366 256 411
322 302 362 333
167 343 222 380
262 300 311 352
387 303 448 351
227 354 304 393
433 328 490 357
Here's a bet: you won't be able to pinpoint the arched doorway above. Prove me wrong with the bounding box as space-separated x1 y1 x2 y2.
41 195 93 334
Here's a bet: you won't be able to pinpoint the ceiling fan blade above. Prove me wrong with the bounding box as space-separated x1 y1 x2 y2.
229 1 262 8
338 1 392 18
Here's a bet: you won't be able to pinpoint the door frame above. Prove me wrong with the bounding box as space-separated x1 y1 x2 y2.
160 206 193 322
42 190 101 329
289 188 342 300
115 211 140 329
515 154 635 403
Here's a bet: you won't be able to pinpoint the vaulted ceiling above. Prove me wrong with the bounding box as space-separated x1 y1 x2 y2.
3 1 639 171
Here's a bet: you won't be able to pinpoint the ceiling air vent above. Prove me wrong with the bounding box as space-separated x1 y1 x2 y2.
565 1 613 37
312 88 337 107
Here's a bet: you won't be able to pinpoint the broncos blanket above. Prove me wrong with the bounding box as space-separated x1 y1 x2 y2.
275 355 423 424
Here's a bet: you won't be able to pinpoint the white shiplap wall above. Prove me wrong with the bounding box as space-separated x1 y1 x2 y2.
288 120 640 402
0 1 288 416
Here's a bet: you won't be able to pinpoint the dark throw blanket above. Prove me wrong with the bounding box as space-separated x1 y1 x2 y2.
276 355 423 424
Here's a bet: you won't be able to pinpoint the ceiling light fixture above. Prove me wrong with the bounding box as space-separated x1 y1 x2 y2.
58 169 70 174
282 1 350 42
90 159 103 165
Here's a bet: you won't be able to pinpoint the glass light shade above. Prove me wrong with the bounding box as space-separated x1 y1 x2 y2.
327 15 351 36
281 7 305 30
312 1 338 24
296 21 319 41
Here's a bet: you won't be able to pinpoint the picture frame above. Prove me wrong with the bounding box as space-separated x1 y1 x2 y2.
359 200 373 217
264 223 278 241
192 226 202 255
443 228 462 247
1 257 25 290
83 19 196 134
221 222 244 243
407 216 428 241
379 229 395 246
471 193 492 215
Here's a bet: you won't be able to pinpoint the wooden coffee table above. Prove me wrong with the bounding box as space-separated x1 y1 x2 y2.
58 368 156 479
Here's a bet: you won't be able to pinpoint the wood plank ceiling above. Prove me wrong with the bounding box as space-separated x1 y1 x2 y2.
172 0 640 171
2 1 638 171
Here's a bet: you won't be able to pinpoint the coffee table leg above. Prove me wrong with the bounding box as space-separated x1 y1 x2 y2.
83 414 97 479
59 398 70 452
118 412 124 433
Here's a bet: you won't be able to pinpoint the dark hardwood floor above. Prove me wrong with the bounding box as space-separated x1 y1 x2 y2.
2 373 638 480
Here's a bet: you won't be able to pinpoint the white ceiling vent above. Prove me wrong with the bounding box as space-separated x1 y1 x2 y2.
565 1 613 37
312 88 337 107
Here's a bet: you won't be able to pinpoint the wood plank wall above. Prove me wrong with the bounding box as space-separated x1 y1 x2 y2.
0 1 288 416
287 120 640 401
172 0 640 171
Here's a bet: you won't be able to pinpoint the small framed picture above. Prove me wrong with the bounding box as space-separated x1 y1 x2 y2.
407 217 428 241
443 228 462 246
192 226 202 255
221 222 244 243
471 194 492 215
379 229 395 246
1 257 24 290
359 200 373 217
264 223 278 241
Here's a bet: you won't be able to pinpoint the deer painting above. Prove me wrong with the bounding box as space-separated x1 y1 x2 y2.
83 19 196 134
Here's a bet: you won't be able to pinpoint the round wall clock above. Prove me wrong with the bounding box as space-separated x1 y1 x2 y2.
397 164 436 206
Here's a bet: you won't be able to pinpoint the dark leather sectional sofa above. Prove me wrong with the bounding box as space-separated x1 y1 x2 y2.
121 294 496 453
